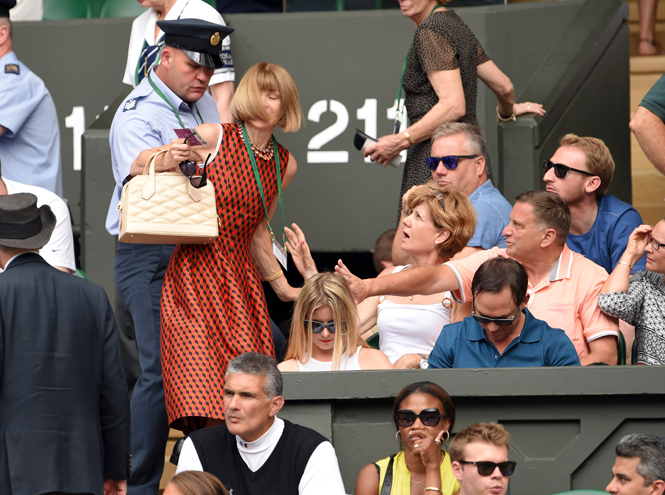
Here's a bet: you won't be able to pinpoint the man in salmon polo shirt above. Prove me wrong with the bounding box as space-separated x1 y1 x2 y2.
337 190 618 365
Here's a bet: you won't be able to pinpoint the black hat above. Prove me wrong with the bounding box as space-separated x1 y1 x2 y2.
0 0 16 18
0 193 56 249
157 19 234 70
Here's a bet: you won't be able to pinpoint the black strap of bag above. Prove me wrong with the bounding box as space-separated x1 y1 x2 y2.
380 454 396 495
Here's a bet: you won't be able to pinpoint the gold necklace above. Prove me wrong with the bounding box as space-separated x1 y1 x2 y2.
411 475 426 485
238 124 274 160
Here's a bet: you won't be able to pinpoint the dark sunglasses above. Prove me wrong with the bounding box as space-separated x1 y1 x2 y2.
471 300 521 326
396 408 445 428
426 155 479 171
543 159 595 179
649 233 665 251
180 152 211 189
304 320 338 334
458 460 517 477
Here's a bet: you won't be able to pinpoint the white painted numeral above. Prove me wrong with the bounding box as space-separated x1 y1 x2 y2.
65 106 85 171
356 98 377 163
307 99 349 163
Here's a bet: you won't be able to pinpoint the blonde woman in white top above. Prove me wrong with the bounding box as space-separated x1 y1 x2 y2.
286 183 476 369
278 273 392 372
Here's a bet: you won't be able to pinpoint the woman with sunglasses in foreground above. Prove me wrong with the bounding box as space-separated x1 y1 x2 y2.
356 382 458 495
131 62 303 433
286 182 475 369
278 272 392 371
599 221 665 365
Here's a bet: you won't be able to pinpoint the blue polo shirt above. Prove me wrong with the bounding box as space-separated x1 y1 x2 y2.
428 309 581 368
566 195 646 275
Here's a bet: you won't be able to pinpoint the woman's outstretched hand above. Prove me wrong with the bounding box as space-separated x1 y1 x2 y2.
285 223 318 280
335 260 369 304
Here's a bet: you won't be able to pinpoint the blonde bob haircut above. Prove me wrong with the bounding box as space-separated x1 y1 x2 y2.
231 62 302 132
284 272 366 370
405 181 477 261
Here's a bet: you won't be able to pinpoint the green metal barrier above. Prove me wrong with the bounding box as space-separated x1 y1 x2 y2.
279 367 665 495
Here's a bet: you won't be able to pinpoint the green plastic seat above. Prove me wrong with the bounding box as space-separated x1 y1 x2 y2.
43 0 92 20
550 491 608 495
617 329 626 365
366 332 380 350
100 0 145 18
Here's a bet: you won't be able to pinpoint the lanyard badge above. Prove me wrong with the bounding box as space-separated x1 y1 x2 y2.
241 123 288 271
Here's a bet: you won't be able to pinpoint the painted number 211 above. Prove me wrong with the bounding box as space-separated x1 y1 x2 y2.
307 98 408 164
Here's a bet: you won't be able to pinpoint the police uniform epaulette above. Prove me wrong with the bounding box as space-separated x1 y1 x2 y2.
4 63 19 75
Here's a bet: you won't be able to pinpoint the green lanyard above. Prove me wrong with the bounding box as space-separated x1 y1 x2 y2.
394 3 447 134
241 123 286 250
148 72 204 129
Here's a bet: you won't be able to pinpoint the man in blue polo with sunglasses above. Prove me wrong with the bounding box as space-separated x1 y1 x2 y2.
393 122 512 266
427 257 580 368
106 18 233 495
544 134 646 275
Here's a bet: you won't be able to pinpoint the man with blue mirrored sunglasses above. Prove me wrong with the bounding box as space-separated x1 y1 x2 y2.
392 123 512 267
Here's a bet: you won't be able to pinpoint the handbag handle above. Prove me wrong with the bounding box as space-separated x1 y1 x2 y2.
140 149 202 202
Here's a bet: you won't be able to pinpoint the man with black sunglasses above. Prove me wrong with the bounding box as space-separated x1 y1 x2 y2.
449 423 515 495
543 134 646 275
392 122 511 266
427 258 579 368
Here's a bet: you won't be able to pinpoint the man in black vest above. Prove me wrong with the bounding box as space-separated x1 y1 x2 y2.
175 352 346 495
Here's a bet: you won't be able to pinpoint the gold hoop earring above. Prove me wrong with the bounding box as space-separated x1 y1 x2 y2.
396 431 402 443
442 430 450 442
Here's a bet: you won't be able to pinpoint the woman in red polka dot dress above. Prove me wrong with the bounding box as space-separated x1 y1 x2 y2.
139 62 302 433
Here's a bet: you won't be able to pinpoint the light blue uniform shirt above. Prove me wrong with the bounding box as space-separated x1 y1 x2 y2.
0 52 62 196
106 68 220 235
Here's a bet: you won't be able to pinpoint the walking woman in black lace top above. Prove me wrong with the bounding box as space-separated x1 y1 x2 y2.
364 0 545 207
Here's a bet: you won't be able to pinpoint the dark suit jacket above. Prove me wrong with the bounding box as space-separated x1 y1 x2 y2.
0 253 130 495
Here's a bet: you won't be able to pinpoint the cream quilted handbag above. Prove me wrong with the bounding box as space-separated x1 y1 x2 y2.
117 149 219 244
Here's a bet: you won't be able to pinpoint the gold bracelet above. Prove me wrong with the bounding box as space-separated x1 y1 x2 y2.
496 105 516 122
404 131 413 144
618 261 633 269
264 271 284 282
424 488 443 493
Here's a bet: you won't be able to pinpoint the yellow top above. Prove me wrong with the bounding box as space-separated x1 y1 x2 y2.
375 450 459 495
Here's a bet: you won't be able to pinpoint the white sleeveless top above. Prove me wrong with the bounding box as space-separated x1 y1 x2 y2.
376 265 452 364
297 346 363 371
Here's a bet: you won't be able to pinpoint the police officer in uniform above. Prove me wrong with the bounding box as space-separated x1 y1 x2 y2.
106 18 233 495
0 0 62 196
